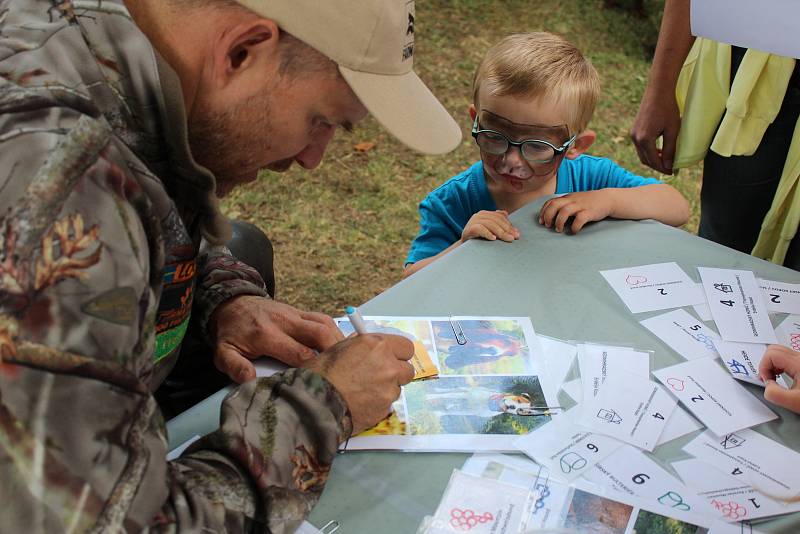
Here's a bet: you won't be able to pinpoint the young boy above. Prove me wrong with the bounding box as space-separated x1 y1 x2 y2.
404 33 689 276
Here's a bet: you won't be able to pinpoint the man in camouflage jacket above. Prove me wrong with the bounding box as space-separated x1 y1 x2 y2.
0 0 460 531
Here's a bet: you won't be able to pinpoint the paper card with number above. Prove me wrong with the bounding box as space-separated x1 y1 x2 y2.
576 372 677 451
514 412 624 483
577 343 650 400
672 458 800 522
653 358 777 436
759 279 800 314
426 470 534 534
697 267 777 344
775 314 800 350
711 338 768 387
600 262 705 313
582 445 708 515
684 429 800 501
640 309 720 360
656 406 704 446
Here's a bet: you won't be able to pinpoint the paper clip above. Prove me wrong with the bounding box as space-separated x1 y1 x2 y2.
449 316 468 345
517 406 563 417
321 520 340 533
530 464 551 513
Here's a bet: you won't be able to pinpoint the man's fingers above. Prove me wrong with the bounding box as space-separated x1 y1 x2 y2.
764 380 800 412
299 310 345 341
258 329 317 365
396 360 416 385
214 344 257 383
383 334 414 361
290 314 343 351
660 127 678 175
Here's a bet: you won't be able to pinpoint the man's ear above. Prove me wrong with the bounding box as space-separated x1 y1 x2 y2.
469 104 477 122
565 129 596 160
212 17 280 88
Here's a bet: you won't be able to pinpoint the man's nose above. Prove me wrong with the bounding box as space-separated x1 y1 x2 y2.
295 126 337 170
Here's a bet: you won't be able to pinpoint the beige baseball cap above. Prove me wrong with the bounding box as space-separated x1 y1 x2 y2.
235 0 462 155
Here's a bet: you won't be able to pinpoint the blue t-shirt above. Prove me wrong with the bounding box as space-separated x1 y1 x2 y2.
406 155 661 264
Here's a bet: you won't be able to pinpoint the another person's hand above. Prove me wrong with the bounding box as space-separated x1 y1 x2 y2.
539 190 615 234
630 89 681 175
759 344 800 413
461 210 520 243
308 334 415 434
211 295 344 383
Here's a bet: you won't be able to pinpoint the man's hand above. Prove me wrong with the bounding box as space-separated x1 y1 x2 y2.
308 334 415 434
539 190 615 234
211 295 344 383
759 345 800 413
462 210 520 243
630 89 681 175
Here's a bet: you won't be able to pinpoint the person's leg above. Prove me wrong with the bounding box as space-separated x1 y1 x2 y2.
699 49 800 256
155 220 275 419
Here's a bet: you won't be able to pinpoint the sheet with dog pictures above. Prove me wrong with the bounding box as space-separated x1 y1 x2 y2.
335 316 559 451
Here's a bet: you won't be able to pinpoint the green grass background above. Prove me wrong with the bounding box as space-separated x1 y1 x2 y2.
222 0 702 315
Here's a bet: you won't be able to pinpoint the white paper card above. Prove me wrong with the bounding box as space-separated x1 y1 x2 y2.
583 445 707 515
577 344 650 400
759 279 800 314
514 412 624 482
540 335 577 388
698 267 777 344
428 470 534 534
673 458 800 522
692 283 713 321
684 429 800 501
577 372 677 451
640 309 720 360
691 0 800 60
656 407 704 446
600 262 704 313
167 434 201 461
652 358 777 436
775 314 800 350
711 338 767 387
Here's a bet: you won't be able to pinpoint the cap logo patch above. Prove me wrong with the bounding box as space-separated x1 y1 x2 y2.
402 1 415 61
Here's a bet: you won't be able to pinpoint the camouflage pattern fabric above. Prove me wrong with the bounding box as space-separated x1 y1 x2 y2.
0 1 352 532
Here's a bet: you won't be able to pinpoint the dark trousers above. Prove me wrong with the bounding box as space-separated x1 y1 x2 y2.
699 47 800 269
155 220 275 419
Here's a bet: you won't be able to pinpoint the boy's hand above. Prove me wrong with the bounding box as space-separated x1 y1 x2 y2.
759 345 800 414
461 210 520 243
539 190 616 234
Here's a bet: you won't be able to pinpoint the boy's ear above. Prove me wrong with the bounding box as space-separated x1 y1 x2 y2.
469 104 477 122
565 129 597 160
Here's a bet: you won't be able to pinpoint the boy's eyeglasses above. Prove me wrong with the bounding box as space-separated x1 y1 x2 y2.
471 115 576 173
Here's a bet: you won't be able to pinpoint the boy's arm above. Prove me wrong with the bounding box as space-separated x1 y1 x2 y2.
630 0 694 174
540 184 689 233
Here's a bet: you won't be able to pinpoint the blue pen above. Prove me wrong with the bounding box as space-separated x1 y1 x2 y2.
345 306 368 334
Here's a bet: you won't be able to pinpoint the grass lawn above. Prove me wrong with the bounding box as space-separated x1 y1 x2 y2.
222 0 702 316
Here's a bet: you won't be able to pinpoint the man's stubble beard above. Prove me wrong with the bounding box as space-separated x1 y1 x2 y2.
187 90 275 197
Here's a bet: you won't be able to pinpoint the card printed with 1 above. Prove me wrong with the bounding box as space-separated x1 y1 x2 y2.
672 458 800 522
600 262 705 314
697 267 777 344
653 358 777 436
684 429 800 502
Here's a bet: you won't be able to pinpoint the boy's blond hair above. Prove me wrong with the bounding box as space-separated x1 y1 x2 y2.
472 32 600 135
